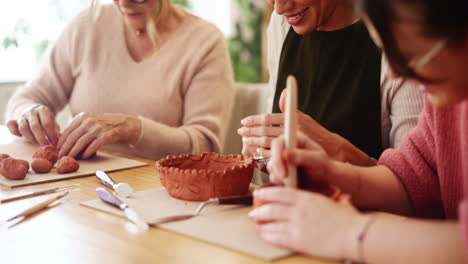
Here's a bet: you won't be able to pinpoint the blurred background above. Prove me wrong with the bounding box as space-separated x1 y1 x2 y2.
0 0 273 84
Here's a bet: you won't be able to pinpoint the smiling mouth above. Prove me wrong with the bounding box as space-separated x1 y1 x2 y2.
285 8 309 25
124 11 143 17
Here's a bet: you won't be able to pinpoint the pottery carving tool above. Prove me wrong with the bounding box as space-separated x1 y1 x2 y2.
0 184 79 204
96 170 133 198
284 75 298 188
2 192 68 224
149 194 253 226
96 187 148 230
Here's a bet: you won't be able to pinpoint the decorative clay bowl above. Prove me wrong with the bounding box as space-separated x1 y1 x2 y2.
155 152 255 201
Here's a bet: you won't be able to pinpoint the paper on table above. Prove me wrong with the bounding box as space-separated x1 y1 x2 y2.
0 139 147 188
80 188 294 260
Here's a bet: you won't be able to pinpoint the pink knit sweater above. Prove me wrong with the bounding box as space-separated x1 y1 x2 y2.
379 96 468 247
6 4 234 160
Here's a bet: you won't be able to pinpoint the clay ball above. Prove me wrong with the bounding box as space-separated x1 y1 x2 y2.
32 145 58 165
56 156 79 174
0 153 10 160
0 157 29 180
31 158 53 174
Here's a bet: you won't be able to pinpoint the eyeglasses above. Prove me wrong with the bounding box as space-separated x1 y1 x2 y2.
367 20 448 78
130 0 146 3
408 38 447 70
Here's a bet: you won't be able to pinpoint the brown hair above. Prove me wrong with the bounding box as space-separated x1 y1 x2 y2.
359 0 468 81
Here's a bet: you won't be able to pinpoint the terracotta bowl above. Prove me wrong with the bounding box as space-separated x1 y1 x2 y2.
155 152 255 201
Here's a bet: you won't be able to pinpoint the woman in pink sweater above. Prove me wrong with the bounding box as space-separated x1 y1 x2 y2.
249 0 468 263
5 0 233 160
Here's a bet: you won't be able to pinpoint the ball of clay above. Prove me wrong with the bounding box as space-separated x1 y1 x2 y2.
17 159 30 171
32 145 58 165
31 158 53 173
56 156 79 174
0 153 10 160
0 157 29 180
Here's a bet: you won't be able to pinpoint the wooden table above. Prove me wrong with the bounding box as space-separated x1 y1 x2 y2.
0 125 336 264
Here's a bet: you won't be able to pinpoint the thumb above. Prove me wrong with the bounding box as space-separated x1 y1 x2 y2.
6 120 22 137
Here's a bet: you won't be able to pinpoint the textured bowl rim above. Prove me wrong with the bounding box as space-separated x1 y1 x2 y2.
155 152 254 177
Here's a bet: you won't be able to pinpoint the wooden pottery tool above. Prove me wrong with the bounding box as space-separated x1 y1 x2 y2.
148 194 253 226
96 187 148 230
0 184 79 204
284 75 298 188
96 170 133 198
2 192 68 225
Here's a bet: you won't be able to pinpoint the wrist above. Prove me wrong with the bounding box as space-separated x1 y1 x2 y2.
343 213 370 262
327 132 347 161
344 213 377 263
124 116 142 145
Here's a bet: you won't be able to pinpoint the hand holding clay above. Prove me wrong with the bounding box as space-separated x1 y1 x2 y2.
57 112 141 159
6 105 61 146
96 170 133 198
0 157 29 180
56 156 80 174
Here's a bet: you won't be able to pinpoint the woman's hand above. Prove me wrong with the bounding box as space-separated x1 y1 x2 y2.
6 105 61 146
268 132 335 186
57 112 141 159
249 187 365 260
238 88 344 160
238 113 284 158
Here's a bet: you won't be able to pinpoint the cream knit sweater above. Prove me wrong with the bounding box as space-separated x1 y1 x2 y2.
6 5 234 160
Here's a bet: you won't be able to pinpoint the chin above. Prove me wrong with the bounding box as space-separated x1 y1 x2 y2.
428 92 465 107
292 24 317 35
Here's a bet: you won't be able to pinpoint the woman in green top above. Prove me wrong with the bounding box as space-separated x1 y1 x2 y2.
238 0 422 166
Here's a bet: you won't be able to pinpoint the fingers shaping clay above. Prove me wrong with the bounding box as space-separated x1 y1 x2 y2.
56 156 80 174
33 145 58 165
156 152 254 201
0 157 29 180
31 158 54 173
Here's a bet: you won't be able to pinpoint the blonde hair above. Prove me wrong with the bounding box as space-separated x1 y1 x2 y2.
89 0 171 50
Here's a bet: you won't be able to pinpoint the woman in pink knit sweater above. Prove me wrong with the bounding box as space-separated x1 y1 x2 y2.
5 0 233 160
249 0 468 263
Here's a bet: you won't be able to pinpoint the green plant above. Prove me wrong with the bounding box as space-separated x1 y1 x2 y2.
229 0 264 83
173 0 191 8
2 20 30 50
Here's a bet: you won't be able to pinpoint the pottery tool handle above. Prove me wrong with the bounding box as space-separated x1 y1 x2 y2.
6 192 68 222
96 170 116 189
96 187 125 210
0 183 79 204
0 188 57 204
216 194 253 205
284 75 298 188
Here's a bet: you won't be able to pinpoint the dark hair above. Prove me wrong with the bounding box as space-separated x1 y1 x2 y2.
359 0 468 81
